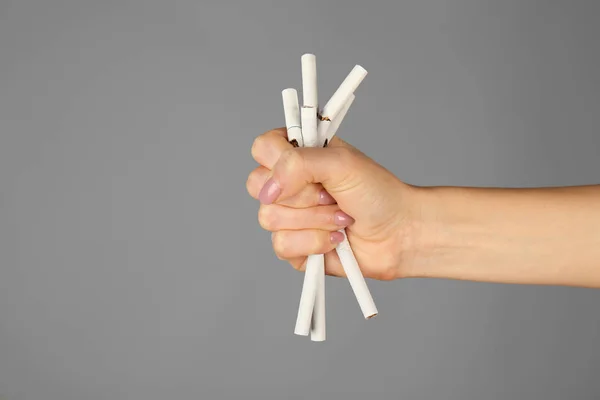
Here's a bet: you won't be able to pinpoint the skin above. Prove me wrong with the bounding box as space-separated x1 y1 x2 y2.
247 128 600 288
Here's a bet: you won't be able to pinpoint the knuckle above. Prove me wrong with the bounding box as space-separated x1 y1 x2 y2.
258 205 276 231
290 258 304 271
271 232 287 258
314 232 330 254
251 135 268 162
279 148 304 172
374 259 399 281
246 171 257 196
377 266 397 281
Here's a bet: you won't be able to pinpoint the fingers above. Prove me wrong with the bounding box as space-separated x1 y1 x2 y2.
284 251 346 278
258 204 354 232
258 145 363 205
247 166 336 208
250 127 354 170
271 230 346 259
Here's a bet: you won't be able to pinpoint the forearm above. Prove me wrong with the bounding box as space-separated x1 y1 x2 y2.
407 185 600 287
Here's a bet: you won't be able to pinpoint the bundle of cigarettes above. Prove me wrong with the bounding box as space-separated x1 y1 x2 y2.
280 54 378 342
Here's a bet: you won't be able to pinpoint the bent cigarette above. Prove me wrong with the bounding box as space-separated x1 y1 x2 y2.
282 88 303 147
310 258 326 341
336 230 378 319
320 65 367 121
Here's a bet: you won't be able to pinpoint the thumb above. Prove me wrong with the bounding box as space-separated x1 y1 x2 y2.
257 140 365 205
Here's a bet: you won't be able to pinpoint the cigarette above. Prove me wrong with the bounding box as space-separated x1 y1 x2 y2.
319 92 378 320
300 106 319 148
317 93 355 147
310 258 326 341
324 94 355 145
285 56 375 340
335 230 378 319
301 54 318 108
295 56 328 338
282 88 303 147
294 95 324 336
320 65 367 121
294 253 323 336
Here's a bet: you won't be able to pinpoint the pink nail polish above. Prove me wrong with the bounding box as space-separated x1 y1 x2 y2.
318 190 336 205
258 178 281 205
334 211 355 226
330 231 345 244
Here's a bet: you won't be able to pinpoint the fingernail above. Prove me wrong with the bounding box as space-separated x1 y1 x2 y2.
318 190 336 205
330 231 345 244
334 211 355 226
258 178 281 205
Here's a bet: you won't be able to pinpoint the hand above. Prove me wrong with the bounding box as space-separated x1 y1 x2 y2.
247 128 424 281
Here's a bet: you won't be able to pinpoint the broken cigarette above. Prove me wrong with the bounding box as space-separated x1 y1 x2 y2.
301 54 318 108
285 55 377 340
323 94 355 145
320 65 367 122
302 53 328 340
282 88 303 147
335 230 378 319
296 53 327 340
294 106 323 337
323 96 378 320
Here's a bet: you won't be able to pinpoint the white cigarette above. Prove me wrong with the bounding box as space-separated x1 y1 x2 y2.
320 65 367 121
299 61 327 339
294 100 324 336
310 257 326 341
282 88 303 147
301 54 318 108
324 93 355 145
294 254 322 336
300 106 319 148
336 230 378 319
317 120 331 148
317 93 355 146
319 92 378 319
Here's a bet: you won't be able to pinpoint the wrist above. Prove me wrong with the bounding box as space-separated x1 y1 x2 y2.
395 185 480 280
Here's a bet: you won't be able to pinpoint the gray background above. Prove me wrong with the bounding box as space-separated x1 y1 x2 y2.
1 1 599 399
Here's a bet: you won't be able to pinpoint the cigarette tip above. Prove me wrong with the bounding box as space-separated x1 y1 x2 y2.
366 313 377 320
354 64 368 74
